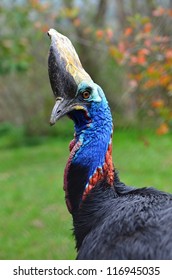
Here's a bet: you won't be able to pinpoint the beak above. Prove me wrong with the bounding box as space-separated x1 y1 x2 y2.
49 97 65 125
47 29 92 124
50 97 86 126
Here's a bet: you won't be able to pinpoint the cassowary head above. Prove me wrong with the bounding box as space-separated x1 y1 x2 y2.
47 29 108 127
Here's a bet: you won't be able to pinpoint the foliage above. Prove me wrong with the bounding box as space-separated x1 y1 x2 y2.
1 1 172 135
0 1 54 136
0 120 74 149
108 7 172 134
0 0 49 74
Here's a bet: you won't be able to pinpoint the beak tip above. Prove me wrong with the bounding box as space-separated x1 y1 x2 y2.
49 121 55 126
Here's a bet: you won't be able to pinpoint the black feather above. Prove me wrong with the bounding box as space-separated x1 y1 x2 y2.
73 171 172 259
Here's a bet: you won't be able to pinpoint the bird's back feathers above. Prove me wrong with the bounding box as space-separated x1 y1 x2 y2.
74 172 172 259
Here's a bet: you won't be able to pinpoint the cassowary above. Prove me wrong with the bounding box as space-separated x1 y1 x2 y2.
47 29 172 260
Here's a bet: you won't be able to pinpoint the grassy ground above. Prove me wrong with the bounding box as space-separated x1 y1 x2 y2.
0 127 172 259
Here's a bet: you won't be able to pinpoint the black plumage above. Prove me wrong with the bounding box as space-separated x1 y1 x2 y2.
74 173 172 259
47 29 172 260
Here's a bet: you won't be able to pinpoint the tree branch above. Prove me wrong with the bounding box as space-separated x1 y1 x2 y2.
95 0 108 27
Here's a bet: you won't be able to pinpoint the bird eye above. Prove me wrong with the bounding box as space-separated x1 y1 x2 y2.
82 91 91 100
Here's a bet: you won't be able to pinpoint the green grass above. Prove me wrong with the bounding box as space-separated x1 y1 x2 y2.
0 128 172 259
114 128 172 193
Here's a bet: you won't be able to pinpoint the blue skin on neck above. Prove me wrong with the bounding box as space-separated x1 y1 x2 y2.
69 82 113 187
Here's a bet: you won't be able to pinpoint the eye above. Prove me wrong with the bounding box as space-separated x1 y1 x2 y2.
82 91 91 100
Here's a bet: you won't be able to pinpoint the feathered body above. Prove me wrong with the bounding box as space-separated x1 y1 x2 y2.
47 29 172 260
74 178 172 259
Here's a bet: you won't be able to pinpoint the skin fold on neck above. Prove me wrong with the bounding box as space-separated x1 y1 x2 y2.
64 104 114 214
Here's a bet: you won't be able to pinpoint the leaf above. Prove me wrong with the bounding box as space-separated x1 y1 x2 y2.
137 54 147 65
109 46 123 61
96 29 104 40
167 9 172 17
130 55 138 64
118 42 126 53
138 48 150 56
144 39 152 48
143 79 158 89
73 18 81 27
152 7 165 17
159 74 171 86
151 99 164 109
124 27 133 37
128 79 138 89
106 28 113 41
146 65 162 79
167 84 172 92
41 24 49 33
156 123 169 135
2 39 13 49
154 36 170 43
165 49 172 59
143 23 152 33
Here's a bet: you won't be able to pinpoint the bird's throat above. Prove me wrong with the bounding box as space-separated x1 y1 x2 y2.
82 138 114 200
64 131 114 214
63 103 114 214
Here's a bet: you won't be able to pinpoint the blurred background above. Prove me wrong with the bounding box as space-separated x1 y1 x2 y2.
0 0 172 259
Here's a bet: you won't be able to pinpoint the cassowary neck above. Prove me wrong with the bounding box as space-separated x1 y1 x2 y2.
64 101 114 214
